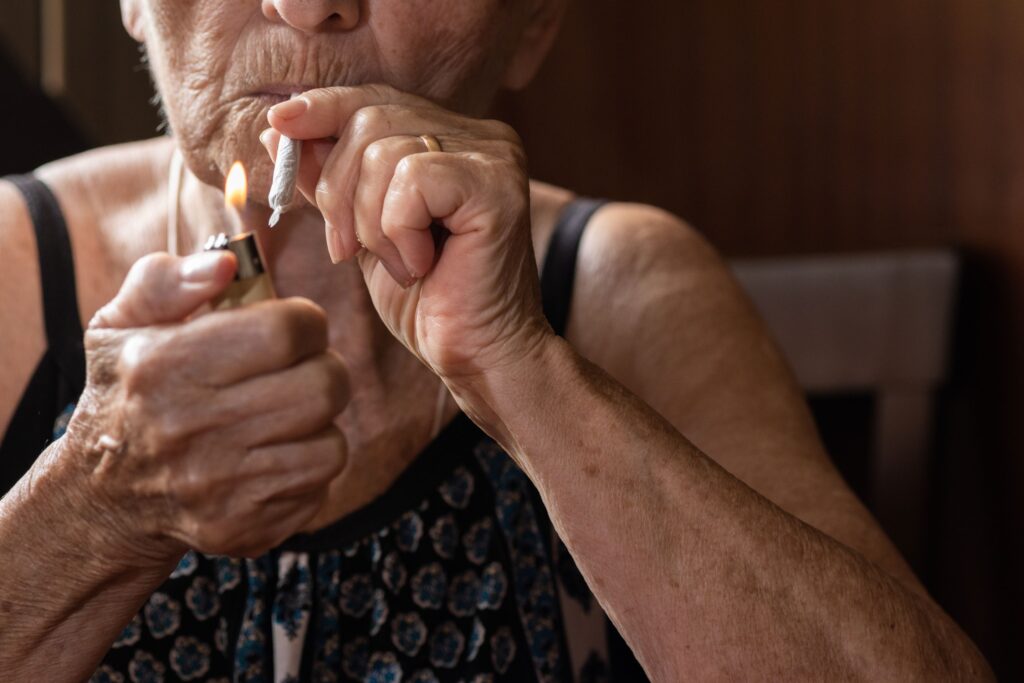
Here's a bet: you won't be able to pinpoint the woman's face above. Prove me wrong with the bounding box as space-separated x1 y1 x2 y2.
124 0 541 198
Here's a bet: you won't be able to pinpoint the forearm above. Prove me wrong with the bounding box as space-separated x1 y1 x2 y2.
455 336 991 680
0 439 178 679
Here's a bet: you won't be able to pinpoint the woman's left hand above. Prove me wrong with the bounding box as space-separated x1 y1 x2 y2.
262 85 551 398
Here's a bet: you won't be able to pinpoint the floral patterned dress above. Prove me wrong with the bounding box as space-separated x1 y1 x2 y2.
88 413 634 683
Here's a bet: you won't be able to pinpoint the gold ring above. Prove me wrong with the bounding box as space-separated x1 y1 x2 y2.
419 134 443 153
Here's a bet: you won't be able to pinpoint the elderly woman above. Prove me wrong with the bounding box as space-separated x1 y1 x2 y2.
0 1 990 681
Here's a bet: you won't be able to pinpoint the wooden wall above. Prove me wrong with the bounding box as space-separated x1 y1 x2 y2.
0 1 159 147
2 0 1020 676
495 1 1023 675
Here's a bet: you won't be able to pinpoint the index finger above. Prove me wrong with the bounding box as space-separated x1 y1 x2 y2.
267 84 431 141
163 297 329 387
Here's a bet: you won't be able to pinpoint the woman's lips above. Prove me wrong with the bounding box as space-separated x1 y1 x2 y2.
253 84 316 98
250 92 292 105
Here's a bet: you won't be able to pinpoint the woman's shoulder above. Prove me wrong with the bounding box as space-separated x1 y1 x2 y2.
580 201 715 273
0 138 174 435
529 182 713 276
35 136 175 190
557 196 738 373
529 184 721 330
35 136 175 237
34 137 175 307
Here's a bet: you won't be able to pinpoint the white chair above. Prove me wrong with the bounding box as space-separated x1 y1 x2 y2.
731 250 959 568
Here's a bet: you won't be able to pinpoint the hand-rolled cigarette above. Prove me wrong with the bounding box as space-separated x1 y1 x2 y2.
267 133 301 228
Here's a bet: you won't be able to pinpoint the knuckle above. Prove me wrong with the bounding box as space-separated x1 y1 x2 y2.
289 298 329 343
259 314 296 360
464 151 492 166
483 118 522 145
263 300 325 361
128 253 177 299
321 352 352 412
166 456 208 505
95 253 177 329
326 428 349 473
307 86 333 104
362 139 391 168
83 329 123 384
118 333 163 391
149 411 191 451
499 140 528 170
393 153 421 181
132 251 176 281
350 105 388 140
487 155 529 190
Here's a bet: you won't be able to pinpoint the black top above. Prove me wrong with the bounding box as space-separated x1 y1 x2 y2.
0 175 86 493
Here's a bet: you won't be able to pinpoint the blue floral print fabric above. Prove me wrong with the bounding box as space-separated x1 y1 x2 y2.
90 418 610 682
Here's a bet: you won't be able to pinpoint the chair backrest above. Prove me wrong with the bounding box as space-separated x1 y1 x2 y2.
730 250 959 569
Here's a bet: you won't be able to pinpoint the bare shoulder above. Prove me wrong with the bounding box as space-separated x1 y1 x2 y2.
578 202 720 274
566 202 922 589
36 136 174 198
566 200 810 456
0 177 48 436
36 137 175 312
0 176 47 436
0 137 173 436
36 137 174 244
566 202 745 378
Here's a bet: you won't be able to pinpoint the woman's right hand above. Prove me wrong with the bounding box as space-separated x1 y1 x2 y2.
61 250 349 563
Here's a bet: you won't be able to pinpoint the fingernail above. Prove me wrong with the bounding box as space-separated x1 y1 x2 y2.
400 255 420 281
270 97 309 120
181 251 228 283
382 260 414 288
259 128 273 149
326 225 345 264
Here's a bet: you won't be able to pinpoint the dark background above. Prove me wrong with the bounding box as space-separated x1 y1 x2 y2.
2 1 1019 677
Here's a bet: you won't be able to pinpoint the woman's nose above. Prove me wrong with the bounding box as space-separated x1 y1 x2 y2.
262 0 360 33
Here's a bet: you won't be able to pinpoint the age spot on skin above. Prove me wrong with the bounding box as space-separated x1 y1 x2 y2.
583 463 599 477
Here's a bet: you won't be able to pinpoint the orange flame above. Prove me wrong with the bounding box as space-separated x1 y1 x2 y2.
225 161 247 210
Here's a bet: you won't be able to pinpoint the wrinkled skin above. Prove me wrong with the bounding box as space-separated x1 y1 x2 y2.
122 0 564 422
0 1 994 680
38 0 565 560
75 251 350 559
129 0 540 200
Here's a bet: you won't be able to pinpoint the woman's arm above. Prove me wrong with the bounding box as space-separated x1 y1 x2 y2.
462 335 989 680
266 85 991 680
0 440 180 678
567 204 924 590
452 210 992 680
0 251 349 679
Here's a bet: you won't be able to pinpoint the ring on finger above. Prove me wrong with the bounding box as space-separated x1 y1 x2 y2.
418 134 443 153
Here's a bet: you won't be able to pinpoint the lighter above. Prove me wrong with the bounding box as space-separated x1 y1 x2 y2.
203 232 276 309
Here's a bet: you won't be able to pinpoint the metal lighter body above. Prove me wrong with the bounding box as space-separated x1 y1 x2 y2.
203 232 276 309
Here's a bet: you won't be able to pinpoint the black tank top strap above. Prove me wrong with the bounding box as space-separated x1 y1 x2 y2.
0 175 86 494
6 174 87 392
540 198 609 337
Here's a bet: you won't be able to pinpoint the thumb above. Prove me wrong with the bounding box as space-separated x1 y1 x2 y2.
89 251 237 330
